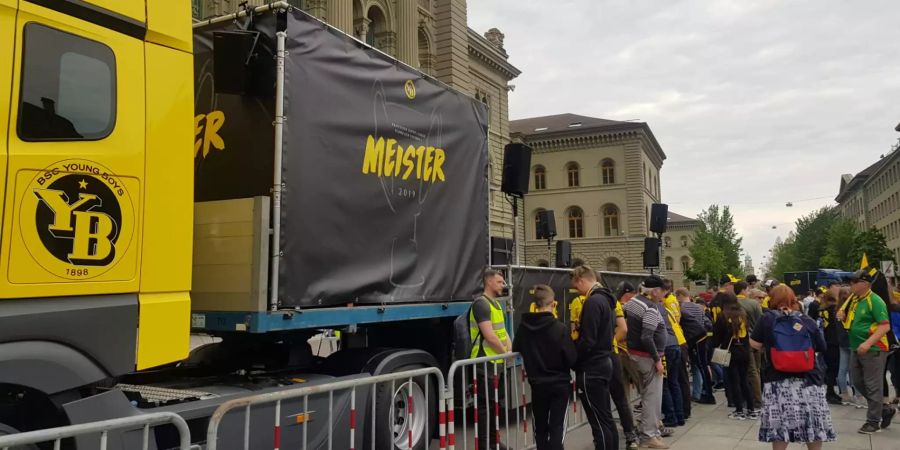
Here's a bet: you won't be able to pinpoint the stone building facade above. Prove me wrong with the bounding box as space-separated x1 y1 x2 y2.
661 212 701 288
836 146 900 264
193 0 523 244
511 113 696 278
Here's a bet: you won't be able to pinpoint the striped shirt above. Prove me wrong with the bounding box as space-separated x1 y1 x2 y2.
624 294 667 362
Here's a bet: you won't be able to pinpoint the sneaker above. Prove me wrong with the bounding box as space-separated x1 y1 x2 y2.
748 409 761 419
640 437 670 449
659 426 674 437
712 382 725 391
841 392 853 405
882 404 896 429
853 394 868 409
826 394 843 405
626 440 640 450
728 411 746 420
696 396 717 405
858 422 880 434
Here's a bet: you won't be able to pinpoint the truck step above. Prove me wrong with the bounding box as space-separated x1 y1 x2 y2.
114 383 216 407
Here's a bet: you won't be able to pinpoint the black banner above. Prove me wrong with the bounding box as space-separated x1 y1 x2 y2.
192 10 491 308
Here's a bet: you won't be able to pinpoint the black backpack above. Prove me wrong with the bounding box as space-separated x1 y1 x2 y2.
680 305 711 344
452 297 485 361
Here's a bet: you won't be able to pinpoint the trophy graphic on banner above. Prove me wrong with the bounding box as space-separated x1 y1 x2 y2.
370 80 443 298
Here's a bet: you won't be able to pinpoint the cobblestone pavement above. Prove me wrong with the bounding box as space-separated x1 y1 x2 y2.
562 390 900 450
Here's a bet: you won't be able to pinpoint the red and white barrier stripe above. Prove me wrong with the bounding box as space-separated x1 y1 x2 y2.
520 369 529 437
349 389 356 450
273 400 281 450
572 379 578 413
438 396 447 450
408 379 414 450
473 368 479 450
492 367 500 450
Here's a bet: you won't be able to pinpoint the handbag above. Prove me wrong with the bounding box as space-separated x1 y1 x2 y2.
711 336 734 367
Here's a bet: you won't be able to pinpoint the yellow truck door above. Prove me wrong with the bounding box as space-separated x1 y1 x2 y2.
0 1 145 298
0 0 15 250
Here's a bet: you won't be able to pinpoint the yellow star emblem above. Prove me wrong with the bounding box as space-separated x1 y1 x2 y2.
78 179 88 189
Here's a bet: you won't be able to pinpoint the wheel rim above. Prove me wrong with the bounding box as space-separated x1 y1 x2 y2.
390 380 426 448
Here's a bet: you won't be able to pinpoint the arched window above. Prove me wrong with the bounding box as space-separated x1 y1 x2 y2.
537 259 550 267
665 257 674 271
365 7 387 47
567 206 584 238
417 26 433 74
603 205 620 236
606 258 621 272
681 256 690 272
601 159 615 184
664 236 671 248
534 208 546 239
566 162 580 187
534 165 546 190
681 236 689 247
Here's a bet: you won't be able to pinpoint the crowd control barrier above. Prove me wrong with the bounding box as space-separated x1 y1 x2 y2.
0 412 192 450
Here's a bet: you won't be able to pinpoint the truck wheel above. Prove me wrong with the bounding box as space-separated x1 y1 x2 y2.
0 423 39 450
372 365 437 450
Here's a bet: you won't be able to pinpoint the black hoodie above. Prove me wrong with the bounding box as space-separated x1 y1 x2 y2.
513 312 577 386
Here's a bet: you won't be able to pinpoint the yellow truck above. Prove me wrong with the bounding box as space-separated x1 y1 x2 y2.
0 1 491 448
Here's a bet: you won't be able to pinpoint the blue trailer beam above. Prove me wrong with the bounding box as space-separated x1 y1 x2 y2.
192 302 473 333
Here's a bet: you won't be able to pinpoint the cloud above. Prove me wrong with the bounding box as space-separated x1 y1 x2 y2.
468 0 900 271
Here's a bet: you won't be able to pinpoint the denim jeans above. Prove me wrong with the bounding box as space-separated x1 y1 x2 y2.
838 346 851 394
661 345 684 424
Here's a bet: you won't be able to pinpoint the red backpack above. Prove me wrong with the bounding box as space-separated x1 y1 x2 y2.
770 311 815 373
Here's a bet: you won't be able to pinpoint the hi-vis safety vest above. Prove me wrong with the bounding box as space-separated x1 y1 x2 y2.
469 296 509 362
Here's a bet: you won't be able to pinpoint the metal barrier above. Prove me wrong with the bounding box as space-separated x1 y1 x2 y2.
444 352 589 450
205 367 446 450
0 412 191 450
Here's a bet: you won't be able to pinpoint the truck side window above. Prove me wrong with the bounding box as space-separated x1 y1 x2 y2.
17 23 116 141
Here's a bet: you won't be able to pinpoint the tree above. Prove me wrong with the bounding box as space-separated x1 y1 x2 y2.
769 233 799 281
687 204 744 283
820 217 859 270
791 207 838 270
855 227 895 266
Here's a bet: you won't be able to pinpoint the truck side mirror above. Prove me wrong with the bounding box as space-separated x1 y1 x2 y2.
212 30 260 95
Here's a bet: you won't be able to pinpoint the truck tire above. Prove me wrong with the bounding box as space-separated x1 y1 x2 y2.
371 364 437 450
0 423 39 450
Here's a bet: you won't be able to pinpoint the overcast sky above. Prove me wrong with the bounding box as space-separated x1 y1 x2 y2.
469 0 900 273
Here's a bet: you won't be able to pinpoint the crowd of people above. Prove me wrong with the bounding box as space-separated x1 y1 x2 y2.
472 264 900 450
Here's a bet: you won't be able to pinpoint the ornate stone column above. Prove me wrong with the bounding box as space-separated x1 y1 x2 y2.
327 0 354 36
397 0 418 66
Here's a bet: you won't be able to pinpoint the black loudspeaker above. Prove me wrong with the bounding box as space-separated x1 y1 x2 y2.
501 143 532 197
555 240 571 268
490 237 513 265
650 203 669 234
643 237 660 267
536 210 556 240
213 30 260 95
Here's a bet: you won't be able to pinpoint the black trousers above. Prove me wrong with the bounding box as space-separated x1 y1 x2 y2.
475 364 506 448
531 382 570 450
725 345 751 413
608 353 636 437
577 360 618 450
825 343 840 397
678 350 692 418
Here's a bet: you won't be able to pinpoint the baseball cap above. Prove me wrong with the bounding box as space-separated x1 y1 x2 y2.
616 281 636 299
719 274 740 285
764 279 779 288
642 275 665 289
850 266 878 283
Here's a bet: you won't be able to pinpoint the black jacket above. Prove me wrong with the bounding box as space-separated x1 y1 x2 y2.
574 285 614 373
513 312 577 385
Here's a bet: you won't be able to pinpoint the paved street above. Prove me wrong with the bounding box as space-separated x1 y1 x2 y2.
561 391 900 450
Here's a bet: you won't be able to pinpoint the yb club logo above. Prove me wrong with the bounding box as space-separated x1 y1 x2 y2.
21 160 134 280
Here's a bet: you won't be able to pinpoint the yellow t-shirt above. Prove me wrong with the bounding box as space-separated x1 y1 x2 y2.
761 296 770 309
613 300 625 354
664 294 687 346
570 295 585 341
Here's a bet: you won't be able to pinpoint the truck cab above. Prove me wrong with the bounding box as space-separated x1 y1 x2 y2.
0 0 194 433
